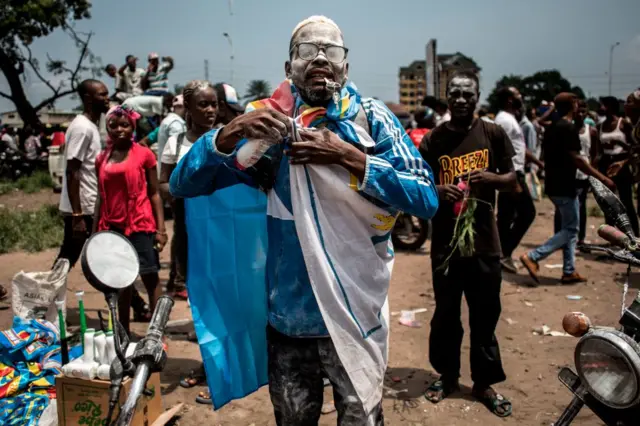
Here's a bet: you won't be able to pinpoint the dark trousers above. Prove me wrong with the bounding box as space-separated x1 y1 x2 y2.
429 255 506 387
554 180 589 242
267 326 384 426
497 172 536 258
167 199 188 292
601 160 639 236
55 215 93 268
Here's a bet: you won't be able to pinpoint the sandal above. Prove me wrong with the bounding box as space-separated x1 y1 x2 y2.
195 391 213 405
180 366 206 389
472 386 512 417
0 285 7 301
424 379 460 403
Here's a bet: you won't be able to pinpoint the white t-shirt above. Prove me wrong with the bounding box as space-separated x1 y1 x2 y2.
156 113 186 176
161 133 194 165
435 111 451 127
122 67 145 95
122 95 163 118
59 115 102 215
495 111 526 172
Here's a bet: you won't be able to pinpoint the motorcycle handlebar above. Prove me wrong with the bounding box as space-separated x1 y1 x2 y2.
581 244 640 267
145 296 174 342
598 224 634 249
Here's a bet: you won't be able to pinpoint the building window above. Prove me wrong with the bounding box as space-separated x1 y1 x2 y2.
409 92 415 97
401 91 409 97
7 114 15 119
409 101 415 105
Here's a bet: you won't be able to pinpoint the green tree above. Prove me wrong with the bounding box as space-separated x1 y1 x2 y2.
244 80 272 102
487 70 586 112
0 1 101 130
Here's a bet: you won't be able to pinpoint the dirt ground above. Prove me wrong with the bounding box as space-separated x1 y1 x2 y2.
0 189 630 426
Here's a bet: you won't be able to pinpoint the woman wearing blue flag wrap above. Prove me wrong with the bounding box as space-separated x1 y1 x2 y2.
170 15 438 426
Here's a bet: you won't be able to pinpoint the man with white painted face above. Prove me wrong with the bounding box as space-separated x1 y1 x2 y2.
419 71 516 418
170 16 438 425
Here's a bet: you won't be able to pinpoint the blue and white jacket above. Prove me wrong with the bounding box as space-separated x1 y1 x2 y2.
170 98 438 337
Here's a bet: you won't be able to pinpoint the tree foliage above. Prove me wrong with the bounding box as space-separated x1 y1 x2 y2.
0 0 100 130
486 70 586 113
244 80 272 102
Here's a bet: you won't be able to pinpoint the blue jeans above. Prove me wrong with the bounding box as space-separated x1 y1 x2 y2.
529 196 579 275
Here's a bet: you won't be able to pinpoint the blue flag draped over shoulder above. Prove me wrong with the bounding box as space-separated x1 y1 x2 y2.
185 185 268 409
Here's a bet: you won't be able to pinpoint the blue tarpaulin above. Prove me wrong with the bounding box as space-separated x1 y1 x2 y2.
185 184 269 410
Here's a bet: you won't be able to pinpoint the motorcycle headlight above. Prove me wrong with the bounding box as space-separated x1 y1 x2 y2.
575 329 640 409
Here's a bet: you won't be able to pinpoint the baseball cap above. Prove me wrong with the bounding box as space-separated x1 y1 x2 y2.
214 83 245 113
172 95 184 108
148 52 159 60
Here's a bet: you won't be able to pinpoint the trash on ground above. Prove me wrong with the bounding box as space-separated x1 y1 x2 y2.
524 301 534 307
399 310 421 328
544 264 563 269
532 325 570 337
505 318 517 325
566 295 583 301
391 307 427 316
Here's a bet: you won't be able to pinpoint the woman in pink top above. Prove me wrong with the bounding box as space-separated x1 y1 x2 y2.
93 105 168 335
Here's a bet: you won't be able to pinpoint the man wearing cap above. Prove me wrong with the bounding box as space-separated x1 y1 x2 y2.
171 15 438 425
521 93 615 284
143 53 174 96
213 83 245 125
118 55 145 97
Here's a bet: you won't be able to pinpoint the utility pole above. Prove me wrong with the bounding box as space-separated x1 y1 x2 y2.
204 59 209 82
609 41 620 96
223 33 234 85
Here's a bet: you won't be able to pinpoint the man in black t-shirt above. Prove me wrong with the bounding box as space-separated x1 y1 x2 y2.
520 93 615 284
419 71 516 418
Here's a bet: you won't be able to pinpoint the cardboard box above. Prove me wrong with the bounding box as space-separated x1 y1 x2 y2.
56 372 163 426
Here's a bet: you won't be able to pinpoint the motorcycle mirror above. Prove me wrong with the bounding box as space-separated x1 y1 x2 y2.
81 231 139 295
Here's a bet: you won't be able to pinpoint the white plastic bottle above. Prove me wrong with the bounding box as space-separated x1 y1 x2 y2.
82 328 96 363
93 331 107 365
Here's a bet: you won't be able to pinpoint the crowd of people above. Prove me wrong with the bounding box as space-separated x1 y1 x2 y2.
3 12 640 426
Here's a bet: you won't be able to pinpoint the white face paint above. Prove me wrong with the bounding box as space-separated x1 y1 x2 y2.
447 77 479 120
286 22 348 106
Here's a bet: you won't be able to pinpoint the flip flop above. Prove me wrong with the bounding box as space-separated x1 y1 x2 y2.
472 387 512 418
179 367 206 389
424 379 460 403
195 391 212 405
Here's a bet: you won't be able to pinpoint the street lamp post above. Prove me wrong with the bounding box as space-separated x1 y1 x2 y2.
223 32 234 85
609 41 620 96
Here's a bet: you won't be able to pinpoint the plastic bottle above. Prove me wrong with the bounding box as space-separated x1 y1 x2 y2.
105 331 116 363
82 328 96 363
93 331 107 365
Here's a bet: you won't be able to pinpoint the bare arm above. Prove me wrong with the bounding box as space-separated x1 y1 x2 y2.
146 166 166 236
158 162 174 202
66 158 84 215
525 148 544 169
163 57 174 72
571 151 613 187
92 193 102 234
590 127 601 168
118 63 127 77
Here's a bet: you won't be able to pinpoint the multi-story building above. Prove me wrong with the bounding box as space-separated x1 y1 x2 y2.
399 52 481 113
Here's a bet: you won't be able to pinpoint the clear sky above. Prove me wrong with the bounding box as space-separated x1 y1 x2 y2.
1 0 639 112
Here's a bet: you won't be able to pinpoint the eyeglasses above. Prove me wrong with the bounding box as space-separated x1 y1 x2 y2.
291 42 348 64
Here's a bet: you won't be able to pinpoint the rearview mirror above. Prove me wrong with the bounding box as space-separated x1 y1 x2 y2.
81 231 139 294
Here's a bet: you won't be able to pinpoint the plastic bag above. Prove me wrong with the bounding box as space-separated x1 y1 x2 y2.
12 258 69 327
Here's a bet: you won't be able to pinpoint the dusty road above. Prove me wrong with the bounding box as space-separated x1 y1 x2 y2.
0 190 628 425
